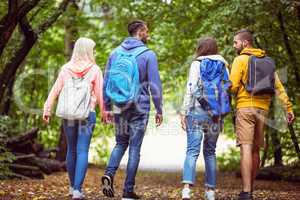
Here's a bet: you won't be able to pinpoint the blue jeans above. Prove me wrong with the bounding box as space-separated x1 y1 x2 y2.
182 114 221 188
63 112 96 192
105 109 149 193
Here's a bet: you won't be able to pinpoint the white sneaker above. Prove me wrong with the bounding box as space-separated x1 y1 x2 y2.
205 190 215 200
69 187 74 196
72 190 85 199
182 188 191 200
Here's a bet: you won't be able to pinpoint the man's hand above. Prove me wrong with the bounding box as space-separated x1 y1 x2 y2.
43 114 50 124
287 112 295 125
155 113 163 127
180 114 187 131
104 111 114 124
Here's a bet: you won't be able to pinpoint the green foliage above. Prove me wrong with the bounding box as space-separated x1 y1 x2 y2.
90 123 114 164
0 115 22 137
0 115 18 179
223 115 235 140
1 0 300 169
217 147 240 172
0 145 15 180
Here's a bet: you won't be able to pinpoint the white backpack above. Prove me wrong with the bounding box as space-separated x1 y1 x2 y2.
56 69 92 120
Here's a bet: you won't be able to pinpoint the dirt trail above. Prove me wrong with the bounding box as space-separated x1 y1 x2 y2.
1 166 299 200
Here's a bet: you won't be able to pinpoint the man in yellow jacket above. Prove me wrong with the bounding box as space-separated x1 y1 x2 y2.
230 29 295 200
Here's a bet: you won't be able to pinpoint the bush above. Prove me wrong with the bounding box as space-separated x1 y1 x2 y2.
0 145 15 179
90 123 114 165
0 115 18 179
217 147 240 172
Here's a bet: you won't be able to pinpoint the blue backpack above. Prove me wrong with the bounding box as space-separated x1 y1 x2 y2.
105 46 149 104
196 59 231 117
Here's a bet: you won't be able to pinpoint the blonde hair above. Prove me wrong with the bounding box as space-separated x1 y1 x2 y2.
70 37 96 65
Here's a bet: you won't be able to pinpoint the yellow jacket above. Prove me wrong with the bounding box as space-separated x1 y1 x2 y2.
229 48 293 112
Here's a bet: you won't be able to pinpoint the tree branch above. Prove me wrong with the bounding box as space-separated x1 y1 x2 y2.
0 39 36 103
0 0 40 57
28 0 48 22
296 2 300 33
19 16 37 40
8 0 19 14
0 0 71 104
36 0 71 35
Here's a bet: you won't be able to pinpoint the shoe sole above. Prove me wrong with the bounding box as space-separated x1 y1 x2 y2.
122 198 140 200
72 195 85 200
72 198 84 200
101 175 114 198
72 194 85 200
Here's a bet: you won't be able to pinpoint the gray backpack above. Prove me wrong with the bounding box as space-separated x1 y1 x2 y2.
56 69 92 120
245 55 275 95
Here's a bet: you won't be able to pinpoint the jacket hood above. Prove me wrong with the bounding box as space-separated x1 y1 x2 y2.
240 48 266 57
197 54 229 67
64 62 94 77
121 37 145 50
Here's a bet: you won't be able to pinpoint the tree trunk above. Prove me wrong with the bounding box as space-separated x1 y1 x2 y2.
0 0 40 57
55 124 67 162
261 129 269 168
7 128 39 145
288 125 300 160
6 127 39 153
1 76 15 115
9 163 44 179
24 156 65 174
277 10 300 161
269 100 283 166
296 2 300 33
55 0 79 162
0 26 37 104
0 0 71 106
277 11 300 85
271 131 282 166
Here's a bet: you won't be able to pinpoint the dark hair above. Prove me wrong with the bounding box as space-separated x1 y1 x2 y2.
234 28 254 44
128 20 146 36
196 37 218 57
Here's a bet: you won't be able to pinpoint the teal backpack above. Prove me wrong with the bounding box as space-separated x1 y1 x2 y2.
105 46 148 105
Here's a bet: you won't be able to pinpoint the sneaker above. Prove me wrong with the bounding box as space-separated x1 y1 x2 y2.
72 190 85 200
122 191 141 200
101 174 114 198
69 187 74 196
205 190 215 200
182 187 191 200
238 191 253 200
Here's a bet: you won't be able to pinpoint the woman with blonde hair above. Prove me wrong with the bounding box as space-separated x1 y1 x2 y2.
43 37 104 200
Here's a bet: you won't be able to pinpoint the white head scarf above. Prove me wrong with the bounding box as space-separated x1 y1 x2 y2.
65 37 96 74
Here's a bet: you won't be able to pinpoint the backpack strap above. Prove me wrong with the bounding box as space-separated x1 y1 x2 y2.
239 54 254 90
82 64 96 80
194 59 203 93
194 59 202 80
131 46 149 57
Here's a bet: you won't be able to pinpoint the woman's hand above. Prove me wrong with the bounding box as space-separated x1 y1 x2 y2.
180 114 187 131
